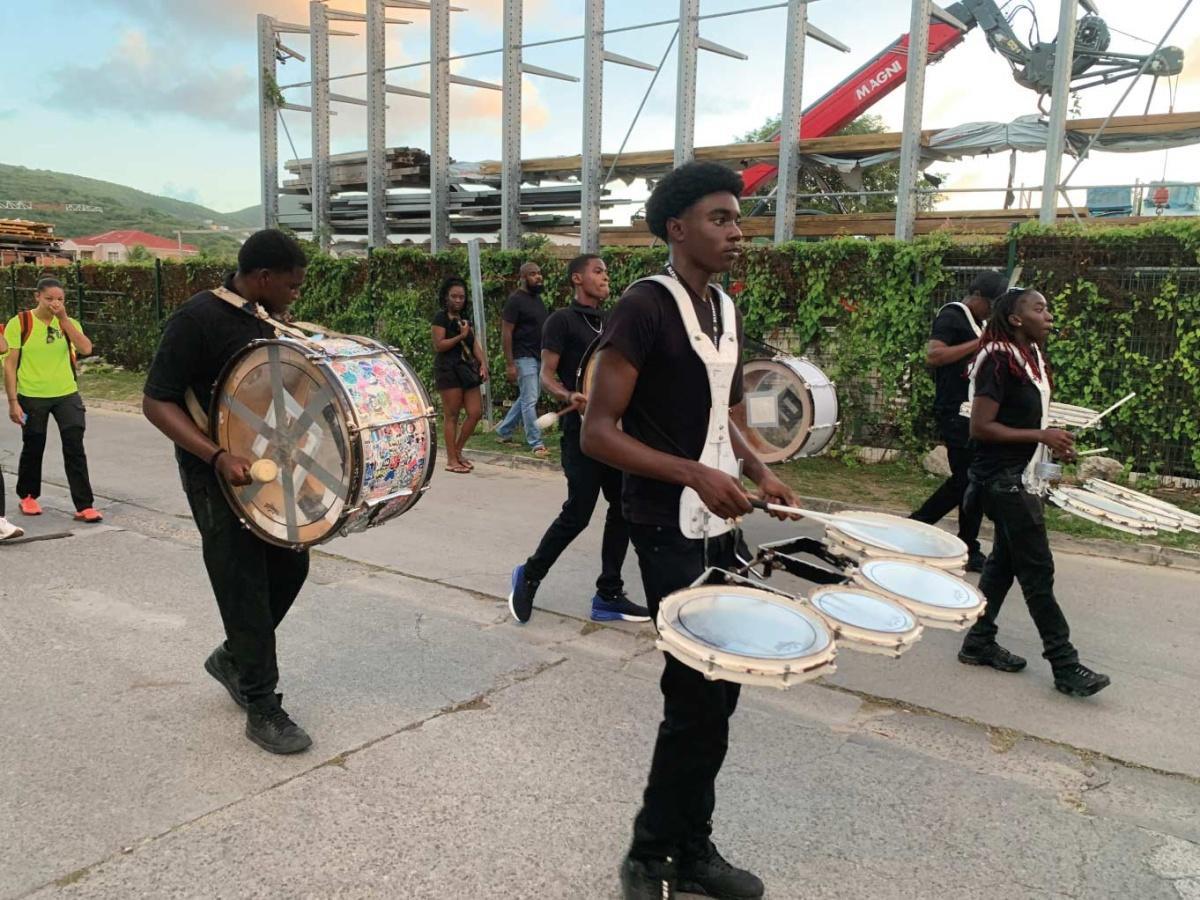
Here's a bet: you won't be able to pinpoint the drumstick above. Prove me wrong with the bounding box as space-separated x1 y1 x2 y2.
749 498 838 525
535 404 581 431
250 459 279 483
1074 447 1109 457
1074 392 1135 432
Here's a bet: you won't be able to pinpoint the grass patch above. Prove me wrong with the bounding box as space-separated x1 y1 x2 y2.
77 363 144 405
467 428 562 465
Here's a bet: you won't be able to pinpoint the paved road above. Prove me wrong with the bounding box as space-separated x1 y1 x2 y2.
2 408 1198 899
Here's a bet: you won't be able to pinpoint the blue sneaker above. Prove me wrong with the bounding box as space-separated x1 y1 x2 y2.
508 564 540 624
591 593 651 623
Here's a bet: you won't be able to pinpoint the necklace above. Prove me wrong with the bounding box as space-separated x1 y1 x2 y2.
576 306 602 334
665 262 719 347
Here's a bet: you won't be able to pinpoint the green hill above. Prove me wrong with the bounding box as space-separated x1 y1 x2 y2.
0 163 258 256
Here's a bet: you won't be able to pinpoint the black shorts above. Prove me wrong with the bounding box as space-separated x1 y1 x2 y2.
434 366 481 392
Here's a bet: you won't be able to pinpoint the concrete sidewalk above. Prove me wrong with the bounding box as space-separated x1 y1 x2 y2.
2 409 1199 899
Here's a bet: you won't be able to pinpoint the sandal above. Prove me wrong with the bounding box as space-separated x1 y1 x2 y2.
531 446 550 458
461 458 475 470
445 462 471 474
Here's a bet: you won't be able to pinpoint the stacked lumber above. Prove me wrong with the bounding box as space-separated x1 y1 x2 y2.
282 147 430 194
0 218 58 248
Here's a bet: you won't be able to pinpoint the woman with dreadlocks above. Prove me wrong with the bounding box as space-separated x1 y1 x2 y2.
958 287 1111 698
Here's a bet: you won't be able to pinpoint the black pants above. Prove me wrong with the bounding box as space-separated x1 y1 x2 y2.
911 414 982 556
523 423 628 598
183 467 310 705
16 392 94 511
627 523 742 863
962 476 1078 668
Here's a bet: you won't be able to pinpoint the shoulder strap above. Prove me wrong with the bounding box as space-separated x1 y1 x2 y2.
939 301 983 338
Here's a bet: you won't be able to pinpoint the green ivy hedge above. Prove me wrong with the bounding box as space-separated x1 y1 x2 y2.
4 220 1196 476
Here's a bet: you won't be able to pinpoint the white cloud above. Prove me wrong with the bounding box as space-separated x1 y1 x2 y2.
49 30 256 129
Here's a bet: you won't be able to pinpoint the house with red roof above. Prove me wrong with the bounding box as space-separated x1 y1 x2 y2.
62 230 199 262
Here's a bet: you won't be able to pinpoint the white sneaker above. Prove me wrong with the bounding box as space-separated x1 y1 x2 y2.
0 516 25 541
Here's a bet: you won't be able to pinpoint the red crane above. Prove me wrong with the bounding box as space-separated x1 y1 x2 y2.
740 0 1183 200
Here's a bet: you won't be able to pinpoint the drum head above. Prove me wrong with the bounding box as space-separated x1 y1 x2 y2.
855 558 984 629
738 359 814 464
809 588 917 634
829 512 967 563
657 586 835 687
1083 479 1200 532
214 340 353 547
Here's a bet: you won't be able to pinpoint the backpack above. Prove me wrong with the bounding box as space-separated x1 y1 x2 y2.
17 310 78 380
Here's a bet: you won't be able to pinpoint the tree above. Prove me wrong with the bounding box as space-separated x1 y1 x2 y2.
125 244 154 263
736 114 941 215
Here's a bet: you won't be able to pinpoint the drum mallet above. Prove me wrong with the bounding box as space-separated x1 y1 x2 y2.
1073 392 1135 433
250 459 279 483
749 498 837 525
535 406 579 433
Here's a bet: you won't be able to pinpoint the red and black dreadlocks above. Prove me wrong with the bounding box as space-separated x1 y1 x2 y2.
978 287 1053 388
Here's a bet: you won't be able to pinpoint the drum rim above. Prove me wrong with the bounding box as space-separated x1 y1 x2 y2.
210 337 361 550
853 557 985 620
656 585 837 675
806 586 923 646
826 511 969 562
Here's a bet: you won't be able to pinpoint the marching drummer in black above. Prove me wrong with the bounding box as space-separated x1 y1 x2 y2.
961 286 1110 697
582 162 800 900
910 272 1006 572
143 229 315 755
507 254 649 625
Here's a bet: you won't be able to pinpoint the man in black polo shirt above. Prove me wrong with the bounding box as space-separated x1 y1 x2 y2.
495 261 549 455
909 271 1006 572
582 162 800 900
142 230 313 755
507 254 649 625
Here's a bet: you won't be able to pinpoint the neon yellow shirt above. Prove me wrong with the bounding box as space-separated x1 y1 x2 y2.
3 313 83 398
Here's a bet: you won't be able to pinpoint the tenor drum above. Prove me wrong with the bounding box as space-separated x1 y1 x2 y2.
1047 485 1173 536
655 585 837 689
1083 479 1200 533
851 558 986 631
805 586 923 656
738 356 839 463
823 511 969 573
211 334 436 549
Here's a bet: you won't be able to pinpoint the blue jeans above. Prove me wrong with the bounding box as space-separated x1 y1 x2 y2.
495 356 543 448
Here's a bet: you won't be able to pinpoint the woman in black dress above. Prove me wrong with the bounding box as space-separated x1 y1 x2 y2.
431 277 488 474
961 287 1110 698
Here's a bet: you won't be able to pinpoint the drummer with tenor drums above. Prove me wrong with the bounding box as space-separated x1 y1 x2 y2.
143 229 315 755
910 271 1007 573
582 161 800 900
960 286 1110 698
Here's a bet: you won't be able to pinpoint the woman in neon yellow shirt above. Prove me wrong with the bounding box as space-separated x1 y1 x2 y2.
3 277 101 523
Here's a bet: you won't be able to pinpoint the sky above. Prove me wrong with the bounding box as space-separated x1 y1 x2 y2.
0 0 1197 219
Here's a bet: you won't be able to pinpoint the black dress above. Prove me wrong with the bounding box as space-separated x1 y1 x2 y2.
432 309 480 391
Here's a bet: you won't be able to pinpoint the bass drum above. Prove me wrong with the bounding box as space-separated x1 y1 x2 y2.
735 356 838 463
211 334 436 550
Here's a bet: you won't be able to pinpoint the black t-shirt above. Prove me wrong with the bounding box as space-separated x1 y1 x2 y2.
502 288 548 359
930 304 979 416
543 302 605 430
143 275 276 476
432 309 475 371
969 348 1044 482
596 275 744 527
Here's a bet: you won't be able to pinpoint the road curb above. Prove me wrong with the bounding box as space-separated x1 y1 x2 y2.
461 449 1200 573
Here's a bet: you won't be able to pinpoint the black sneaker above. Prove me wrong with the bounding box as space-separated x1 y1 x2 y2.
677 842 764 900
508 563 540 624
958 643 1027 672
1054 663 1111 698
245 694 312 754
965 551 987 573
591 592 652 623
620 855 676 900
203 645 247 709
